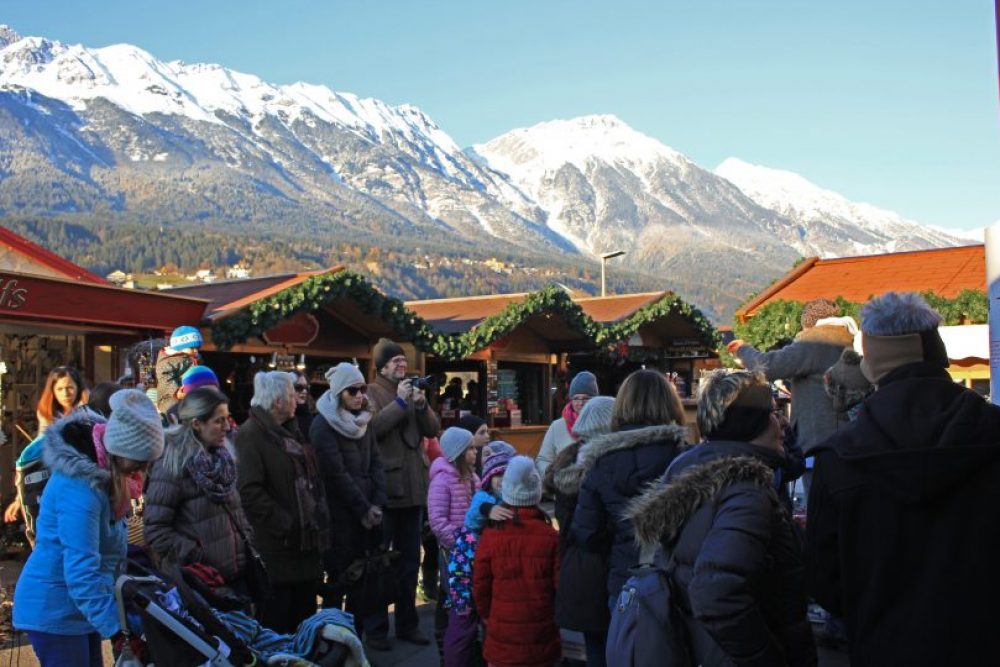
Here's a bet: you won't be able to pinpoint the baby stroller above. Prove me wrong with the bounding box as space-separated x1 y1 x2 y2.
114 561 368 667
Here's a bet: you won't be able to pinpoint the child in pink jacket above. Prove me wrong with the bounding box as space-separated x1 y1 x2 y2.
428 426 481 660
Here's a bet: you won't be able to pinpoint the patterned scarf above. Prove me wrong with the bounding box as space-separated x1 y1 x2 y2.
251 407 331 553
185 446 238 503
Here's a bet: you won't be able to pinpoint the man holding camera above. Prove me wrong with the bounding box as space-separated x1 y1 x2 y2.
364 337 440 651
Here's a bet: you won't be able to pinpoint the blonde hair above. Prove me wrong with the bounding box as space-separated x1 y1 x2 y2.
696 369 769 437
612 369 685 430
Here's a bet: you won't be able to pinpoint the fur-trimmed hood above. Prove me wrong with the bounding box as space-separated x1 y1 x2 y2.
42 411 109 490
627 454 776 549
551 424 688 496
795 323 855 348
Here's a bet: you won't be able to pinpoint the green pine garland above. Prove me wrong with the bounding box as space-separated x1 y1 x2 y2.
731 289 987 351
211 275 720 360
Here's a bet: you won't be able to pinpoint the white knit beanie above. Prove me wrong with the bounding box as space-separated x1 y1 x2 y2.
440 427 474 463
104 389 165 461
325 362 366 398
502 455 543 507
572 396 614 440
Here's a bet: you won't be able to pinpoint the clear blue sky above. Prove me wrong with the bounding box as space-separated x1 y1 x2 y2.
6 0 998 231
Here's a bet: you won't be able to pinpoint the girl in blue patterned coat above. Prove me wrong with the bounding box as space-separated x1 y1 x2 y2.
443 441 515 667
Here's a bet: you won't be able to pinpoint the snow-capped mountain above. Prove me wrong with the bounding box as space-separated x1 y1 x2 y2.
0 25 968 320
0 25 564 251
472 115 804 303
714 158 964 256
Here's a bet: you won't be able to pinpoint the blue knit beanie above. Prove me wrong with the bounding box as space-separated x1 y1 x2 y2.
440 426 474 463
170 326 203 351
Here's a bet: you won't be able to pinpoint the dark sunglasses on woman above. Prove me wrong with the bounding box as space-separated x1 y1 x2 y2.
345 385 367 396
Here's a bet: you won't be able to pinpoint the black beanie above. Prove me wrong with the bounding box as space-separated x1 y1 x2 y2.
373 338 405 372
457 414 486 435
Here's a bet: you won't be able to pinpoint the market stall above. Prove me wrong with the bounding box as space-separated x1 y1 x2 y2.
167 267 437 421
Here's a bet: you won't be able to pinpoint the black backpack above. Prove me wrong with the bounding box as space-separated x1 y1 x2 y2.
606 542 693 667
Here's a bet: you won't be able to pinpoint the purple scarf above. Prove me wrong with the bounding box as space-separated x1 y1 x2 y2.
185 446 238 503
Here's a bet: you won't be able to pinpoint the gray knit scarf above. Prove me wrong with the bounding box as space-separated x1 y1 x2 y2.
317 391 373 440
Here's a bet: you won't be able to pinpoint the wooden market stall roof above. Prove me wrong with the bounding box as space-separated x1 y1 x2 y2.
736 244 985 322
0 227 106 284
164 268 338 319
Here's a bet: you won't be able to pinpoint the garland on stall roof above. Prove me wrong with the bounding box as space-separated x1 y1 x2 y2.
601 293 721 349
210 274 721 360
731 289 988 352
210 270 442 352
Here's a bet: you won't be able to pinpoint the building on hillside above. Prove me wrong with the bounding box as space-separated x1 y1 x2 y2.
226 264 252 279
736 244 988 391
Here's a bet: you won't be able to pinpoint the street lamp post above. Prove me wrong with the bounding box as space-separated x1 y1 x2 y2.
600 250 626 297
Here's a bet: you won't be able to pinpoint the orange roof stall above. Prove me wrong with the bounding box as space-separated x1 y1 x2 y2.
736 244 988 390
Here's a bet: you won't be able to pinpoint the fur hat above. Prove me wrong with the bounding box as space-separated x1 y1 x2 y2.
104 389 165 462
170 325 203 352
859 292 947 384
181 365 219 393
326 362 366 398
569 371 599 398
824 349 873 413
800 299 841 329
481 447 513 490
373 338 405 372
502 455 543 507
572 396 614 440
440 426 474 463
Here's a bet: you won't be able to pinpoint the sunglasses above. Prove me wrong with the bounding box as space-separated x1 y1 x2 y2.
294 384 309 392
344 385 368 396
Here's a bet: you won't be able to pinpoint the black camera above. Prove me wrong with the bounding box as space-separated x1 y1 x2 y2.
410 375 436 391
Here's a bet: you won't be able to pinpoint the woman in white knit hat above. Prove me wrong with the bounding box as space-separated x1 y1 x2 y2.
14 389 165 667
310 361 386 637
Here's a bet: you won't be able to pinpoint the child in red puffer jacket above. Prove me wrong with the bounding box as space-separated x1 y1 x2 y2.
473 455 560 667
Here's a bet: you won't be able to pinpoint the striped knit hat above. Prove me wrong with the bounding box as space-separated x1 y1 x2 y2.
181 365 219 393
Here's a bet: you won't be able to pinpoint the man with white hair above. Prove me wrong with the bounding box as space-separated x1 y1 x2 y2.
236 371 330 634
807 292 1000 666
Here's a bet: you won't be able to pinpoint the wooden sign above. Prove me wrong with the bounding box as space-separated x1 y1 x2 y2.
262 311 320 346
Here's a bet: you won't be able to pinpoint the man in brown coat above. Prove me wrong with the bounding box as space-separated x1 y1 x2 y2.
363 338 440 650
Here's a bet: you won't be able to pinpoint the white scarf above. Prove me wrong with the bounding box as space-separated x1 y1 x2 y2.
317 390 373 439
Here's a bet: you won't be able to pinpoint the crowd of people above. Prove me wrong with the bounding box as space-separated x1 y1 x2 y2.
6 290 999 666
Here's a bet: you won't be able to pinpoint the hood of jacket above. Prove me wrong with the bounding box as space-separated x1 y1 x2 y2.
826 362 1000 503
552 423 688 497
627 450 777 549
42 410 109 491
795 323 856 348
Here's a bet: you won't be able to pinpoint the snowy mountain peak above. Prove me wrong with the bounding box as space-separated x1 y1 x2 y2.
0 25 21 49
714 157 962 255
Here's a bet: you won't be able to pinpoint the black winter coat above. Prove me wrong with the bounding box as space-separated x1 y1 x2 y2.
630 441 816 667
570 424 687 598
807 362 1000 666
310 413 387 575
544 440 608 634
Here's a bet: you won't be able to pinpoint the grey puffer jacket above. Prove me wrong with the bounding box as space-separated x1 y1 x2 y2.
143 449 249 583
629 442 816 667
735 324 854 453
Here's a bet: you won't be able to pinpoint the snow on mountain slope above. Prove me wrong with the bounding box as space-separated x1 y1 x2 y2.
714 157 963 256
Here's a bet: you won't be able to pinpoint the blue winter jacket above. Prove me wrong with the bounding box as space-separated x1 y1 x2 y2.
464 489 500 532
13 412 126 638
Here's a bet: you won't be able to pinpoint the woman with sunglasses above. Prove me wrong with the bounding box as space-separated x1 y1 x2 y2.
292 372 316 443
311 362 386 638
14 390 164 666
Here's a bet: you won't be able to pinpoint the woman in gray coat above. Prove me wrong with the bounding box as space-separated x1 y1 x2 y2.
144 387 250 587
